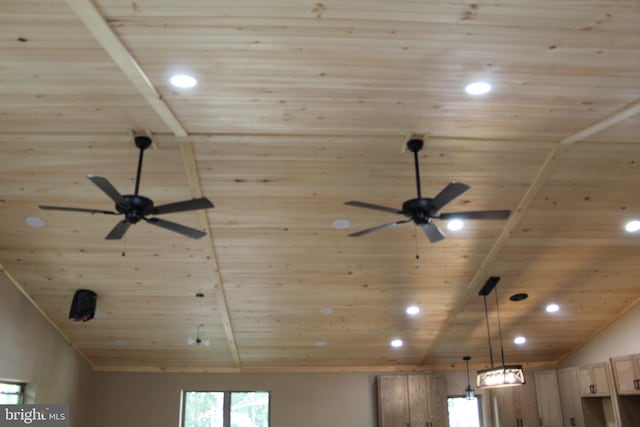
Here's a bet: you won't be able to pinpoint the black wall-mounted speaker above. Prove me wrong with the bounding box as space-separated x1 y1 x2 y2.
69 289 97 322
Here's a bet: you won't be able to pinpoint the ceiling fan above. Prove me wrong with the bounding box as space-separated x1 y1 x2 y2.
344 138 510 242
39 135 213 240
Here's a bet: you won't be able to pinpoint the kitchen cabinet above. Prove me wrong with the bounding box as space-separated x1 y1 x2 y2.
610 353 640 395
534 370 564 427
493 372 539 427
378 374 448 427
577 363 611 397
557 367 585 427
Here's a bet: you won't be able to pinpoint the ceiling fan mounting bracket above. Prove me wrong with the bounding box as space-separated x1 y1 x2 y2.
406 138 424 153
135 135 152 151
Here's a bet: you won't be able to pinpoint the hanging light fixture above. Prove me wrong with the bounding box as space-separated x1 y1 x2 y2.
463 356 475 399
476 276 525 388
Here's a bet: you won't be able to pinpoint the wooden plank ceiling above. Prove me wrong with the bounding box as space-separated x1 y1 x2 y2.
0 0 638 372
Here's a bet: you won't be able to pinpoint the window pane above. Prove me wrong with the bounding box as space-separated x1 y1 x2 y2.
183 392 224 427
0 382 23 405
230 392 270 427
447 396 480 427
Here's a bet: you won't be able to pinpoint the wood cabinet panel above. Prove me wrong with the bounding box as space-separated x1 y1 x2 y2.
611 354 640 395
577 363 611 397
534 370 564 427
378 374 448 427
493 372 539 427
557 367 586 427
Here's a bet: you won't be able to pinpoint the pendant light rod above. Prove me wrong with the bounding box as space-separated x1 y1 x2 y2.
495 286 506 368
482 294 494 368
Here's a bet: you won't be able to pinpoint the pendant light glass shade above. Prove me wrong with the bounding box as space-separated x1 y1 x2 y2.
463 356 475 399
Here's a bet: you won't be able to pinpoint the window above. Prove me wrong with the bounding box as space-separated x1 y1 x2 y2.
0 382 24 404
448 396 481 427
181 391 270 427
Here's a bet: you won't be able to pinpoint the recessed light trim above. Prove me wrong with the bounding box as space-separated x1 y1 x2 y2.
546 303 560 313
625 220 640 233
514 336 527 345
332 218 351 230
314 340 327 347
447 219 464 231
509 293 529 302
406 305 420 316
170 74 198 89
25 216 45 228
465 81 492 96
320 307 333 315
390 339 404 348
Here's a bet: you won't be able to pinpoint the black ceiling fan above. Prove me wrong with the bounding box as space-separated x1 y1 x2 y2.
39 135 213 240
344 138 510 243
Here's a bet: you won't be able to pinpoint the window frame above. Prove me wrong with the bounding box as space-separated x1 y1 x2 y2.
180 390 271 427
0 381 25 405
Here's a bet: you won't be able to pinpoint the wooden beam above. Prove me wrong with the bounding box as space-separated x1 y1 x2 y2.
179 141 241 367
65 0 188 137
560 99 640 145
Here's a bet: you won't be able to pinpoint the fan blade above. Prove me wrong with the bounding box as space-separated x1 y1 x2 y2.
420 222 446 243
150 198 214 215
87 175 129 207
439 210 511 220
431 182 470 212
105 220 131 240
344 201 402 215
144 217 207 239
39 205 118 215
348 220 410 237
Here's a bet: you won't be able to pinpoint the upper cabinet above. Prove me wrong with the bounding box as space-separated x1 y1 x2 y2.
378 374 448 427
577 362 611 397
611 354 640 395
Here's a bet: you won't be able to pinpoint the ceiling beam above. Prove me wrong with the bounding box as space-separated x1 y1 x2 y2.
65 0 188 137
560 98 640 145
179 141 241 367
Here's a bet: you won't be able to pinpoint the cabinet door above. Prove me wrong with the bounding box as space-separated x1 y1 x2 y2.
577 366 594 397
534 370 564 427
379 375 409 427
557 367 585 427
515 374 539 427
494 388 519 427
611 356 638 395
426 375 448 427
590 363 611 396
408 375 429 427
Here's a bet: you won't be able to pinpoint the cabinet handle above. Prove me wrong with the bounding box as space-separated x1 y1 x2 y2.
634 379 640 390
570 417 576 426
540 417 543 426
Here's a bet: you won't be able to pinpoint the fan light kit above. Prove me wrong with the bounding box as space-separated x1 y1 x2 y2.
39 135 214 240
477 276 526 389
345 138 510 243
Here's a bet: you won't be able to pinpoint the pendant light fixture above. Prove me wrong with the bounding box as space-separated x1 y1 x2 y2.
476 276 525 388
463 356 475 399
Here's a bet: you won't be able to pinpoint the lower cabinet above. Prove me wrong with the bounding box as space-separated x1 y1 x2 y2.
378 374 448 427
492 372 539 427
534 370 564 427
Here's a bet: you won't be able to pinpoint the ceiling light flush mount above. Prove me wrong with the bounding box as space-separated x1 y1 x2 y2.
477 276 526 389
465 81 492 96
170 74 198 89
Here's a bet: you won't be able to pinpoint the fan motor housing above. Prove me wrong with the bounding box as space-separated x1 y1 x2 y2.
117 195 154 223
402 198 436 224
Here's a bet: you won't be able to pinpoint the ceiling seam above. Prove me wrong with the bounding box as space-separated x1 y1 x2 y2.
64 0 188 137
179 141 241 367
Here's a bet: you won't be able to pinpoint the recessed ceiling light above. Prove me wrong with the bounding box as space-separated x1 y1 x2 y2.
510 293 529 302
625 220 640 233
332 219 351 230
314 340 327 347
25 216 45 228
114 339 127 346
170 74 198 89
320 307 333 315
465 81 492 96
546 303 560 313
390 339 404 348
514 336 527 345
405 305 420 316
447 219 464 231
94 311 108 319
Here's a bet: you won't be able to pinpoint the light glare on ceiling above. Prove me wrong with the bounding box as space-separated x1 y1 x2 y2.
390 339 403 348
447 219 464 231
465 81 492 95
170 74 198 89
546 303 560 313
625 220 640 233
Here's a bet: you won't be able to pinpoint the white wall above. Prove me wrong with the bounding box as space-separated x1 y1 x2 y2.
0 270 92 426
560 300 640 367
